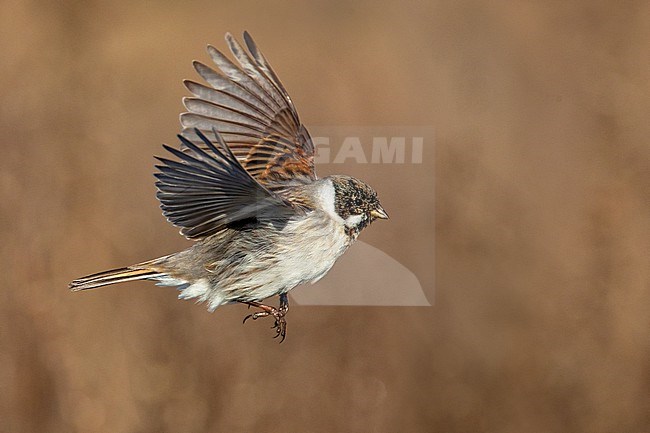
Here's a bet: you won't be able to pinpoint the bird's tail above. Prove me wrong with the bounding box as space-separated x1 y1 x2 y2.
69 265 165 291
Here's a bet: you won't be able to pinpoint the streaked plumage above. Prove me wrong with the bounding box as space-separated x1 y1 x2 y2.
70 32 388 341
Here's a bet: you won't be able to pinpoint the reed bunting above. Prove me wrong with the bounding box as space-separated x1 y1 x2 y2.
70 32 388 341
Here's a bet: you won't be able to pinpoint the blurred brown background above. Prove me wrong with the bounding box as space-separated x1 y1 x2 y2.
1 0 649 432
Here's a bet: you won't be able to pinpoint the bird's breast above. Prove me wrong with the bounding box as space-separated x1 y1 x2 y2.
273 213 351 290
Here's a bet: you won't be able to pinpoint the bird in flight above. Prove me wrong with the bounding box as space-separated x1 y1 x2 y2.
70 32 388 342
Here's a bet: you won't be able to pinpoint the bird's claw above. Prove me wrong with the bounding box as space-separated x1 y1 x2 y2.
241 302 287 343
242 310 270 324
272 314 287 343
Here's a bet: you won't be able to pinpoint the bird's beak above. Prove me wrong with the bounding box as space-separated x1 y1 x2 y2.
370 206 389 220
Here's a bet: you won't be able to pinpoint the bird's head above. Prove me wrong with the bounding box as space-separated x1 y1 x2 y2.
329 175 388 237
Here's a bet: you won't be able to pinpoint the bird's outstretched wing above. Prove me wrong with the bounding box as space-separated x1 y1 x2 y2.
155 129 300 239
180 32 316 189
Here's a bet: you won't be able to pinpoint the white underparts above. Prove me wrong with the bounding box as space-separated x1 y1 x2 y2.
176 278 225 312
154 275 225 311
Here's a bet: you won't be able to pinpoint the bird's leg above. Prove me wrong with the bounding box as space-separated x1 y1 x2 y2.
278 293 289 316
272 294 289 335
240 294 289 342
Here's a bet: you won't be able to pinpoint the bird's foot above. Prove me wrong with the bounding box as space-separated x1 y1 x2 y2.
242 294 288 342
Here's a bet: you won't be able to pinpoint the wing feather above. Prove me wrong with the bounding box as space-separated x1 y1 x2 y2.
180 32 316 188
155 129 299 239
